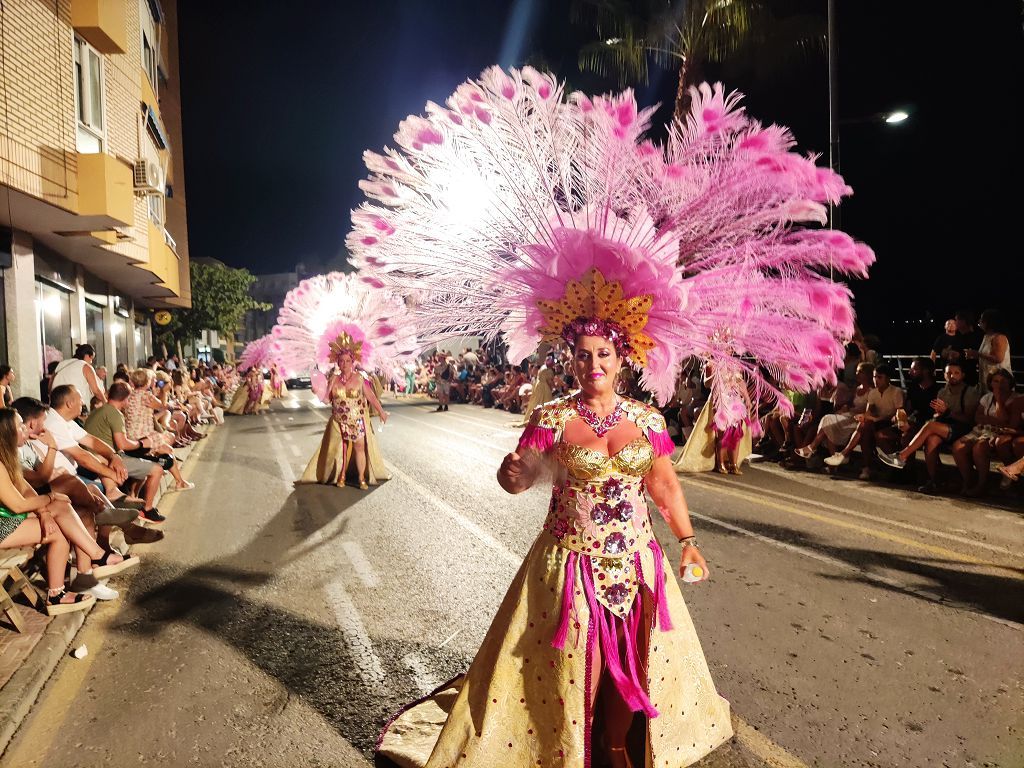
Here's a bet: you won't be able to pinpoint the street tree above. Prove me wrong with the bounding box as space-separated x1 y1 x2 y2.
573 0 824 121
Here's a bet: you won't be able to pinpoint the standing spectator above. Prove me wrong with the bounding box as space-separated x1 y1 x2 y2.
434 354 454 412
953 311 985 386
930 319 959 367
0 365 15 407
40 360 60 403
840 342 863 388
825 364 904 479
51 344 106 413
877 361 980 493
951 368 1016 497
967 309 1012 388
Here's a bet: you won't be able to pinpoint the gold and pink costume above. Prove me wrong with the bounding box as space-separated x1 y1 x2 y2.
379 396 732 767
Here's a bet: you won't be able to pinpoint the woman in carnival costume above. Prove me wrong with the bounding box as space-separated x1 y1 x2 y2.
226 335 276 415
351 66 874 767
272 272 417 489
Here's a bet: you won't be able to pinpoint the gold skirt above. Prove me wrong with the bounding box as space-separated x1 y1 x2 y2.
378 534 731 767
297 404 390 486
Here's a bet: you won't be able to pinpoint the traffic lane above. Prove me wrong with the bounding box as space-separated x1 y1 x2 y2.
672 481 1023 768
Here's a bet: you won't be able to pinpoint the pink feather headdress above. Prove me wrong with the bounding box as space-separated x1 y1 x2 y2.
347 66 874 423
270 271 417 382
238 334 290 375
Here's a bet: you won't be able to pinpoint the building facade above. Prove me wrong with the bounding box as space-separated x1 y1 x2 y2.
0 0 190 396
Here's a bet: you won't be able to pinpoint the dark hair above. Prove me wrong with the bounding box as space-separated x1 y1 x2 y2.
844 342 861 358
0 365 11 380
11 396 47 422
954 310 975 326
108 382 131 401
979 308 1005 334
912 357 934 376
943 360 963 373
49 384 77 409
112 371 130 383
74 344 96 360
987 368 1015 390
46 360 60 375
874 364 895 379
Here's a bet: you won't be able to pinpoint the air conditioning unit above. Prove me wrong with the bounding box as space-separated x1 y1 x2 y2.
133 159 163 194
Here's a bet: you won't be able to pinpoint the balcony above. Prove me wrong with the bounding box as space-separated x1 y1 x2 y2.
76 152 133 228
145 221 182 297
71 0 127 54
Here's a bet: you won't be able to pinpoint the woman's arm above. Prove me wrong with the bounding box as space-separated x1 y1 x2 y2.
981 334 1009 365
645 456 710 577
497 448 542 494
362 378 387 421
0 464 51 514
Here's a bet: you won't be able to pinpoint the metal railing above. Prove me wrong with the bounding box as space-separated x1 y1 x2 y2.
882 353 1023 391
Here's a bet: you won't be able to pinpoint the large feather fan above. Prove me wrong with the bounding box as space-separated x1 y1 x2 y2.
270 271 418 382
238 334 289 375
347 66 874 420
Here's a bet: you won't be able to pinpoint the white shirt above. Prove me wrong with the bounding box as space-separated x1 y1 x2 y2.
43 408 88 470
51 359 97 408
23 439 76 478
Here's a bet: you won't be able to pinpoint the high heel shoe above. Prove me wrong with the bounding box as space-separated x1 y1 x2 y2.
358 481 370 490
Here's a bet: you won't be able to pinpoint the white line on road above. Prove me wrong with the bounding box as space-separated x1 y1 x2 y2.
690 510 1024 632
388 464 521 568
265 422 298 487
689 476 1019 558
400 650 441 695
341 541 380 588
324 576 387 691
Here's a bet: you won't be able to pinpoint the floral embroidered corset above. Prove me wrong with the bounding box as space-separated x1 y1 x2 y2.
518 396 676 617
330 386 366 433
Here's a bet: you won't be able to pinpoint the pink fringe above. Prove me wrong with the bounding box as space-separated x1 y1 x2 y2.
646 427 675 457
517 424 554 453
580 559 658 717
647 539 674 631
551 551 578 650
720 424 744 452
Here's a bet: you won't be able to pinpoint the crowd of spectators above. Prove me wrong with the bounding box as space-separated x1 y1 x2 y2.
1 346 239 618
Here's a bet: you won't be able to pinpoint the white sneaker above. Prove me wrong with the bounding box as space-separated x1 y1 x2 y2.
824 453 849 467
876 448 905 469
78 581 119 601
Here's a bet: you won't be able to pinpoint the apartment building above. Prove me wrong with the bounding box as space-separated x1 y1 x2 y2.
0 0 191 396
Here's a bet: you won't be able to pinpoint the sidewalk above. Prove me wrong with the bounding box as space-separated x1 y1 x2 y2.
0 432 214 758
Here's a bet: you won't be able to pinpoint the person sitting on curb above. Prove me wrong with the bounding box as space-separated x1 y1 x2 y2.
85 382 194 494
876 362 980 494
824 364 904 480
12 397 160 548
46 385 166 524
950 368 1017 498
0 409 135 610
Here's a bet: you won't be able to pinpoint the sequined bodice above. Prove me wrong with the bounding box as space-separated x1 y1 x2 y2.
555 437 656 481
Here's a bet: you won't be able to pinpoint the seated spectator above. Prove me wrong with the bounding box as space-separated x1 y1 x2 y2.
951 368 1016 497
840 342 863 389
86 382 194 494
824 364 903 479
994 396 1024 489
902 357 941 435
796 362 873 462
877 362 980 494
0 409 134 611
47 385 166 524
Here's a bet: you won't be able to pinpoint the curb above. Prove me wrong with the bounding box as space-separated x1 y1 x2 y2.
0 610 88 756
0 422 217 759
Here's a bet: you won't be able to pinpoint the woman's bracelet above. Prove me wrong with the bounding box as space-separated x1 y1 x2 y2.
679 536 699 549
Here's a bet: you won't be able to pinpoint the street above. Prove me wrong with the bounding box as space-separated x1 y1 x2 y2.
2 392 1021 768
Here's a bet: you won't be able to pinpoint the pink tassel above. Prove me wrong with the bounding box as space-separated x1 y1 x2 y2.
551 551 578 650
646 428 675 458
648 539 673 631
517 424 554 453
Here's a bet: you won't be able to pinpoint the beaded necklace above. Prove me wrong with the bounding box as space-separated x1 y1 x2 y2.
574 396 624 437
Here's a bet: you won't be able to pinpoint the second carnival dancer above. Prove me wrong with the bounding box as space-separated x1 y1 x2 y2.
226 334 278 415
272 272 417 489
350 67 874 767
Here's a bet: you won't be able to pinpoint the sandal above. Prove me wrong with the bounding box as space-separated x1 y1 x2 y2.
46 587 95 616
998 466 1020 483
93 551 140 579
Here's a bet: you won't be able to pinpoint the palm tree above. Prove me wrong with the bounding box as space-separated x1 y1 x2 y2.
573 0 824 121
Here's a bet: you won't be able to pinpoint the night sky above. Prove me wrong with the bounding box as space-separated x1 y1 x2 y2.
178 1 1023 351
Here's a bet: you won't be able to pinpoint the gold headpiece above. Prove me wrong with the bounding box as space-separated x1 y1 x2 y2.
328 332 364 365
536 268 655 365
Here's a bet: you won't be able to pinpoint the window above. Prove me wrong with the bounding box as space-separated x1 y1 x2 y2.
140 0 159 96
85 301 105 368
73 36 104 153
36 281 73 377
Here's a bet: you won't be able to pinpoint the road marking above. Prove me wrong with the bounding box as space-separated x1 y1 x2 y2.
341 541 380 588
690 509 1024 631
693 475 1019 558
686 478 1020 576
323 577 387 691
400 650 441 695
732 715 811 768
388 464 520 568
264 423 298 487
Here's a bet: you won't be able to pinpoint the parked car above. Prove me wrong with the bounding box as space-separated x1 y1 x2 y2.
286 375 312 389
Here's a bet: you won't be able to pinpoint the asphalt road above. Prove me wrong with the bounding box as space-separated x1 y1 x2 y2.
3 392 1021 768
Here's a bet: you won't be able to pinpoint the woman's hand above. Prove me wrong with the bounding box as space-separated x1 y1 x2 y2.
680 545 710 581
497 450 534 494
37 510 59 540
48 492 71 505
379 411 389 425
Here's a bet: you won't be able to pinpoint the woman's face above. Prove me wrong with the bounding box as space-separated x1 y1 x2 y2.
14 413 27 448
991 373 1011 397
338 354 355 377
573 334 620 397
855 366 872 386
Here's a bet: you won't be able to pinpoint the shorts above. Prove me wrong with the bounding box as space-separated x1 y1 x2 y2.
78 453 159 483
0 506 28 542
124 447 175 471
936 418 971 444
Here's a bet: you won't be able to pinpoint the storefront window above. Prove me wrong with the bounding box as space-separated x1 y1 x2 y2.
36 280 72 376
114 314 130 370
85 300 105 368
134 321 150 367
